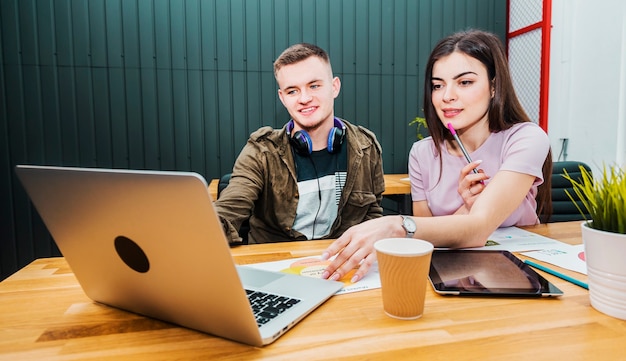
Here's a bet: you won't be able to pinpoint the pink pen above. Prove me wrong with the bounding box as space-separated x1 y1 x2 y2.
447 123 480 175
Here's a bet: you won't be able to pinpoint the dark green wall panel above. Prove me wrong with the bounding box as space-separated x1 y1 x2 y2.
0 0 506 280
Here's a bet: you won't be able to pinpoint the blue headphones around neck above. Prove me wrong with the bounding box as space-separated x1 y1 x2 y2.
286 118 346 156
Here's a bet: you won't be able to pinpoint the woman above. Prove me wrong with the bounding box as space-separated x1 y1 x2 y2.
320 29 552 284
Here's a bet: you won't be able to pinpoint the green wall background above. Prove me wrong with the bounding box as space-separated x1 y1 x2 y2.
1 0 506 280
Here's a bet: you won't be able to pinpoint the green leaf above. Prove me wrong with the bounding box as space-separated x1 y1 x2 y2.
563 164 626 234
408 116 428 140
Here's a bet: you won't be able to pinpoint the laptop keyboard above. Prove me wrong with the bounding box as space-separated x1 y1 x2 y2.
245 289 301 327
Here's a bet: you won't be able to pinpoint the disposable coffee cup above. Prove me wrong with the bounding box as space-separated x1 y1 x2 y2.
374 238 434 320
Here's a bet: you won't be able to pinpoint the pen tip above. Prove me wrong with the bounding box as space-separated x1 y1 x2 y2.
447 123 456 135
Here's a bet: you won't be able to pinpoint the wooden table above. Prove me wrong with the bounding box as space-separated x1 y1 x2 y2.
208 177 220 200
208 174 411 200
2 221 623 360
380 173 411 214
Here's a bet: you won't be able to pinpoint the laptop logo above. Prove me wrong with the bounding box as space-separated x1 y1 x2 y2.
114 235 150 273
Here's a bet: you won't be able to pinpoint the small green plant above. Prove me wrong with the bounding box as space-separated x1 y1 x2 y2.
563 164 626 234
409 116 428 140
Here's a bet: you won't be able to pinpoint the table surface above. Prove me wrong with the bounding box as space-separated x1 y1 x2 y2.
2 221 624 360
208 173 411 200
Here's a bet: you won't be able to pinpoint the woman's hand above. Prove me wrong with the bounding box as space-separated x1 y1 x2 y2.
320 216 404 283
458 160 489 208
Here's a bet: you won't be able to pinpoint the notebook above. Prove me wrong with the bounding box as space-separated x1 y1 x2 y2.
15 165 343 346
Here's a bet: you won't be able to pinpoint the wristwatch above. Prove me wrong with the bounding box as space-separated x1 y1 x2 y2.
401 215 416 238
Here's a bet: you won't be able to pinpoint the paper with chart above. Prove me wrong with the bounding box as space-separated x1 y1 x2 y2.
521 244 587 274
467 226 572 252
243 256 381 295
471 226 587 274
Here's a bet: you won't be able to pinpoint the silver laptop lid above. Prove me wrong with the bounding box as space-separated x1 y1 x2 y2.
15 165 342 346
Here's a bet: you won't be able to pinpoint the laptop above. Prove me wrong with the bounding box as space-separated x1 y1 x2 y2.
15 165 343 346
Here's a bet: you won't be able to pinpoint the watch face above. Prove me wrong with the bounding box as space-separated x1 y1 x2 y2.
403 216 416 232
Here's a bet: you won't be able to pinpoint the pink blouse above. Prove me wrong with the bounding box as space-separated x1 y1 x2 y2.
408 122 550 227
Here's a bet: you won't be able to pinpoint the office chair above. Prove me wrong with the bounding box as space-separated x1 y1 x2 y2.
217 173 250 244
547 161 592 222
217 173 233 198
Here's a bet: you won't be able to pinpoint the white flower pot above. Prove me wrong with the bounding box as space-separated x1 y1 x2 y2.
582 221 626 320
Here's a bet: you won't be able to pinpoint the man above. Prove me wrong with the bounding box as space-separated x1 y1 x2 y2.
215 43 384 244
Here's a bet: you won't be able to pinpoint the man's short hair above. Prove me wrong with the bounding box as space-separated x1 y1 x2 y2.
273 43 331 78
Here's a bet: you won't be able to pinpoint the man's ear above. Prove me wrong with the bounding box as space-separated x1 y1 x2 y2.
277 88 286 106
332 76 341 99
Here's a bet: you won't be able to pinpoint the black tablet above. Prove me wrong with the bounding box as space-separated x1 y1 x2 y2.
428 250 563 297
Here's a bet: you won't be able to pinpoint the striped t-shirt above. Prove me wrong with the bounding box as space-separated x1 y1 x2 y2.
292 147 347 239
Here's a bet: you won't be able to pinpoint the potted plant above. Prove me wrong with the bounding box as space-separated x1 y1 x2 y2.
563 164 626 320
409 115 428 140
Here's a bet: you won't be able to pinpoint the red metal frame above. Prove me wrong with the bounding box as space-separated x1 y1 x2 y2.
506 0 552 132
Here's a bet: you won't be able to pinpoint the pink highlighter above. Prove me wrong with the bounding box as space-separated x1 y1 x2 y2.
447 123 480 175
